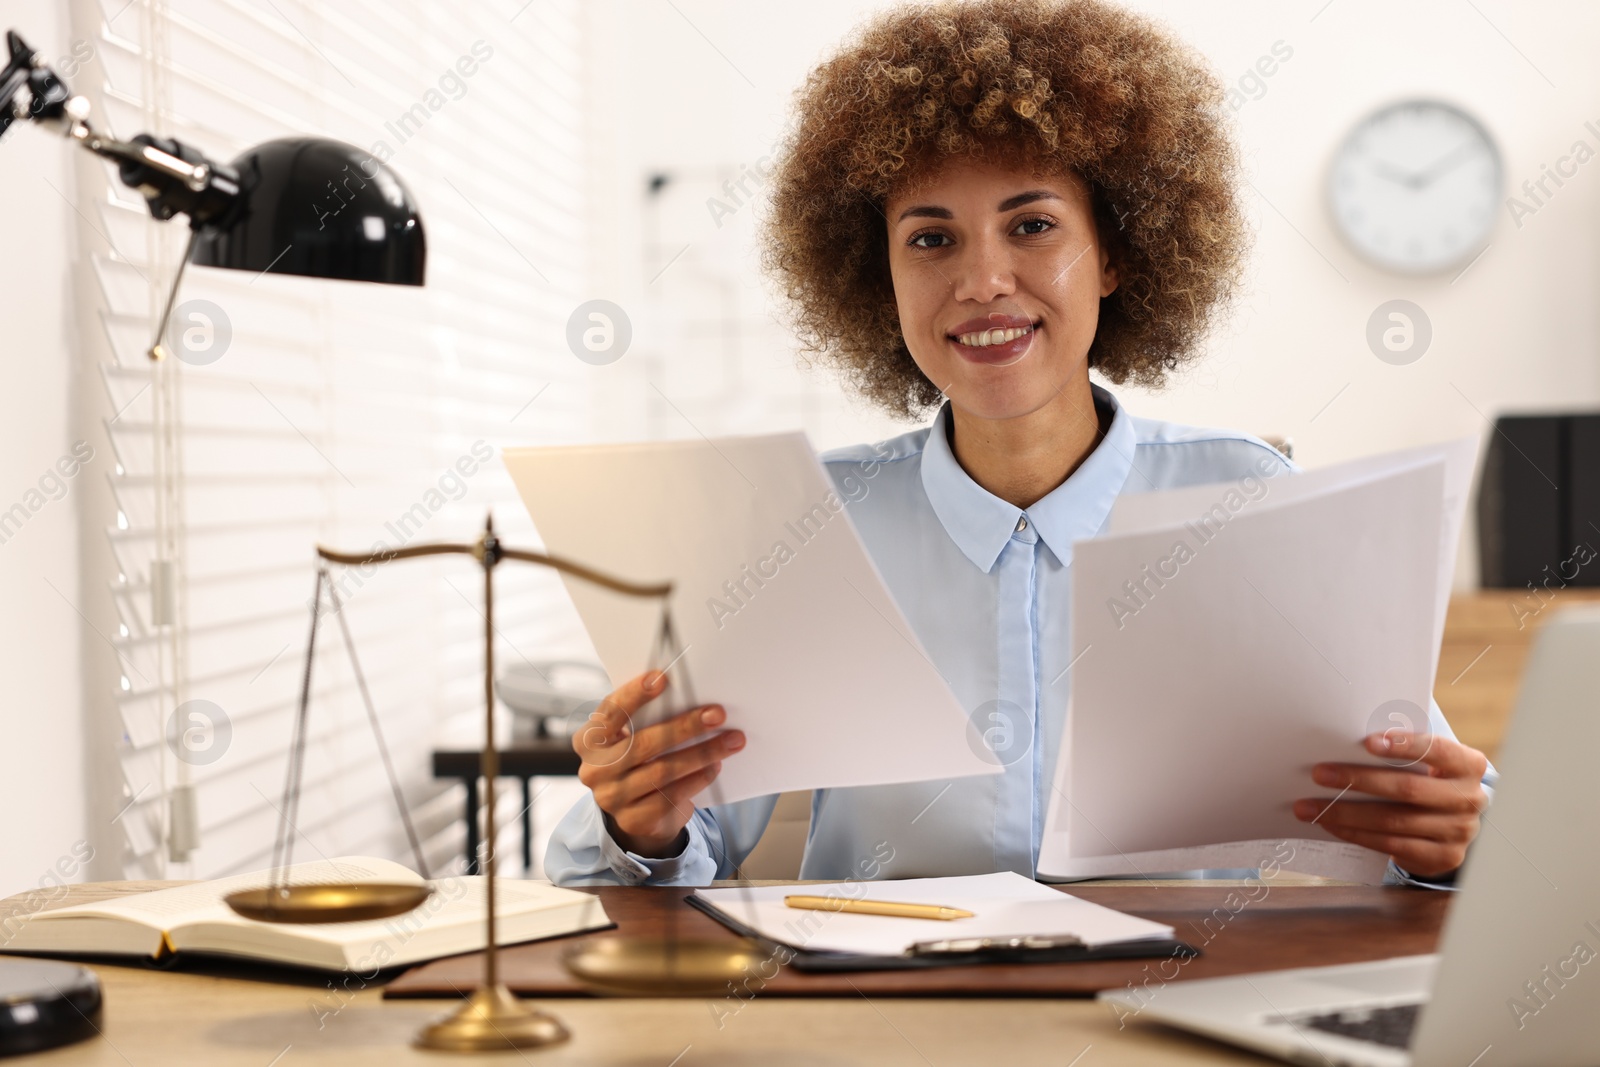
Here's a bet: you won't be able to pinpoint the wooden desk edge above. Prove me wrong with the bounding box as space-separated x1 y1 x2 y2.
0 870 1358 922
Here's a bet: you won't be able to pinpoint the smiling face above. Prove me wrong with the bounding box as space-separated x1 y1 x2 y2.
885 154 1119 422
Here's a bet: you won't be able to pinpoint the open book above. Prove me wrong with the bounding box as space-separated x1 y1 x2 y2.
0 857 611 972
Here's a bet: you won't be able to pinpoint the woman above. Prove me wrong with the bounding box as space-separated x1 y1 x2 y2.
546 0 1491 887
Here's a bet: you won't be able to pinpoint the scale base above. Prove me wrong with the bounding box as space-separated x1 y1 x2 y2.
562 936 768 996
414 984 569 1052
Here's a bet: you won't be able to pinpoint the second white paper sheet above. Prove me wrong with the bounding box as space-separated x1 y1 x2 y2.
1058 459 1444 859
502 434 1001 805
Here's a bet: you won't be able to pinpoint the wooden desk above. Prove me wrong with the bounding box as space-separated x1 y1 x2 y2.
1434 588 1600 760
0 963 1307 1065
0 879 1445 1065
387 881 1447 998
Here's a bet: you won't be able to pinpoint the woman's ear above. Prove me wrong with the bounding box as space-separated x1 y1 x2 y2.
1085 196 1121 298
1074 172 1122 299
1097 242 1121 298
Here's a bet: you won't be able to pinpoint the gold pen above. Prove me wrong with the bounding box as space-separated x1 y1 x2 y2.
783 895 975 921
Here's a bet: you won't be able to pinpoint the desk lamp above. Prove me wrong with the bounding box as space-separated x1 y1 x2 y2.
2 26 422 1057
4 25 425 853
3 30 426 285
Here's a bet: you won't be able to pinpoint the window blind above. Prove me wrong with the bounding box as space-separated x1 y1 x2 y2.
73 0 594 880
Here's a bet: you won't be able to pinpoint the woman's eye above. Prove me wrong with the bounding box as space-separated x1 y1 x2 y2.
907 217 1053 248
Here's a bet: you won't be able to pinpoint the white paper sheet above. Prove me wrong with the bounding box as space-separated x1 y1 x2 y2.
502 433 1002 805
1039 701 1392 883
1109 436 1478 682
1039 684 1392 883
1038 834 1392 884
693 871 1174 955
1050 459 1444 863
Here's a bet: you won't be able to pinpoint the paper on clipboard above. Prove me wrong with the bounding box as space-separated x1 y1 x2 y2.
693 872 1175 956
502 433 1002 805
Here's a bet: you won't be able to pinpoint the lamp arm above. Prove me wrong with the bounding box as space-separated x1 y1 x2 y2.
84 130 241 227
80 131 207 186
5 28 241 228
1 29 69 139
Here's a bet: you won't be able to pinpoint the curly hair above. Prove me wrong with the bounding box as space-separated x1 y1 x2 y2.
759 0 1248 421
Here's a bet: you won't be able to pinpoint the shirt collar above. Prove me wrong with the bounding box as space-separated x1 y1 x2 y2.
919 384 1138 572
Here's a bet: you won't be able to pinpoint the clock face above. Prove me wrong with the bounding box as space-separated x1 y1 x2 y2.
1329 100 1503 274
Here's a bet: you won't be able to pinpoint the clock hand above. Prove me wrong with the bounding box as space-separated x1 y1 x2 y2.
1367 142 1480 190
1370 160 1421 187
1412 140 1482 187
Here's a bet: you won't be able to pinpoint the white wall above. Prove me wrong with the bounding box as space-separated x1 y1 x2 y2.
593 0 1600 588
1119 0 1600 445
0 2 89 897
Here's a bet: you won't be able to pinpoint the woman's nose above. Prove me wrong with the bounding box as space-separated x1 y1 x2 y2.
949 235 1017 304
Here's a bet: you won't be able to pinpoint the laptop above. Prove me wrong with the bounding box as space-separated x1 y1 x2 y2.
1099 605 1600 1067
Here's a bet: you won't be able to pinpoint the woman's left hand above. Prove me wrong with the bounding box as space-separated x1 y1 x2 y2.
1292 730 1489 878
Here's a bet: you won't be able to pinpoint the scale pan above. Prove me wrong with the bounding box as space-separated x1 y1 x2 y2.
224 883 434 924
562 936 768 996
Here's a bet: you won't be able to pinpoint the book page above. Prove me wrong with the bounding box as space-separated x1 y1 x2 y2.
246 877 591 948
171 876 610 970
34 856 421 930
6 862 609 972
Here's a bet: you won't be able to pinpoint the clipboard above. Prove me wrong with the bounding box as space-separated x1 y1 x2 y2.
684 895 1199 973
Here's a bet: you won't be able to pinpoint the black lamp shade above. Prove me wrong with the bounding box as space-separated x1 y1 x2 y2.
190 137 425 285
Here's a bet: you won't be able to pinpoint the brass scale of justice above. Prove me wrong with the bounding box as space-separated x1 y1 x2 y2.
222 516 768 1051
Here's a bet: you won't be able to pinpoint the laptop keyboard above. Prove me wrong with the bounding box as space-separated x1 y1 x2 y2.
1279 1002 1423 1050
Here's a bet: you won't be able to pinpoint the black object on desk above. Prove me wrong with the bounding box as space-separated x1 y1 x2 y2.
1478 412 1600 588
0 960 101 1057
432 740 582 874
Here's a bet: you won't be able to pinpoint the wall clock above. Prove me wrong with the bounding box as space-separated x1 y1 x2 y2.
1328 100 1503 274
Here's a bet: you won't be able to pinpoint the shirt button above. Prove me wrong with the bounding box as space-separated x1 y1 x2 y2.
1015 515 1028 532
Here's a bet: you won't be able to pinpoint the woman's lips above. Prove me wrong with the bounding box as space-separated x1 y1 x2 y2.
949 322 1039 366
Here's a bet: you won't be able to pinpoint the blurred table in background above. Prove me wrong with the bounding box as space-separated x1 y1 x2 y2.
431 740 582 874
1435 589 1600 761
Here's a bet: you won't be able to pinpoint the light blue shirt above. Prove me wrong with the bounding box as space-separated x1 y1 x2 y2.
544 385 1490 888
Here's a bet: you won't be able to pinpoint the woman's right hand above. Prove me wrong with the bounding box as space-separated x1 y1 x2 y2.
573 669 745 858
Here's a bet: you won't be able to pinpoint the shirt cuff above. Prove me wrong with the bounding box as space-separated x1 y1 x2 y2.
596 819 697 885
1388 858 1462 890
